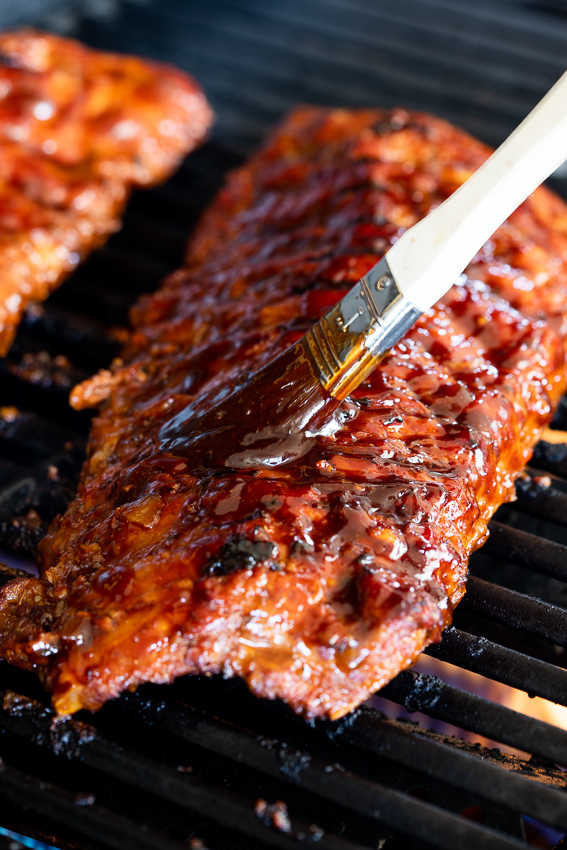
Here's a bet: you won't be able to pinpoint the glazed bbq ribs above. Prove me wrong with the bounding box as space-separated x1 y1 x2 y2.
0 29 212 354
1 106 567 720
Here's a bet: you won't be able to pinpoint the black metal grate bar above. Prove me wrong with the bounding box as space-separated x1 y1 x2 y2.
484 521 567 582
426 626 567 706
381 669 567 766
513 475 567 526
461 576 567 647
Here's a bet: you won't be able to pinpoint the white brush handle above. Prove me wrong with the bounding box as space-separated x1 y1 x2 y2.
387 70 567 312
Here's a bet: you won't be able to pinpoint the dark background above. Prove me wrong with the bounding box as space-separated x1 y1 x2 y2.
0 0 567 159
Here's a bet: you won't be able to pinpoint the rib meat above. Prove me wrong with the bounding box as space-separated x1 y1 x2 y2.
0 29 212 353
1 106 567 720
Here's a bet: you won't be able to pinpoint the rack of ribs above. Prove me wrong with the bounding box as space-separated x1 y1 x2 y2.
1 105 566 720
0 29 212 354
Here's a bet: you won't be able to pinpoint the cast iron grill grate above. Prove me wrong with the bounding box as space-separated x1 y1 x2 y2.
1 1 567 848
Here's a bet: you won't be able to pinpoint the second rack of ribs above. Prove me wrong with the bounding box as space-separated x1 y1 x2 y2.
1 106 567 720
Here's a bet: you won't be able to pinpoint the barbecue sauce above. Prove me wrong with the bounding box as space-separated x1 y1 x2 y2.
159 341 342 470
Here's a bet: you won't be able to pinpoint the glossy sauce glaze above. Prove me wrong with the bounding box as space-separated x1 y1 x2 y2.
158 340 343 470
1 107 567 720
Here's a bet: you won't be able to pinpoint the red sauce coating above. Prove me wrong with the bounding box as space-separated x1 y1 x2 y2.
1 106 567 720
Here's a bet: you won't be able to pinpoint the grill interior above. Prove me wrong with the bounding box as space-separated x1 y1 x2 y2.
2 1 567 848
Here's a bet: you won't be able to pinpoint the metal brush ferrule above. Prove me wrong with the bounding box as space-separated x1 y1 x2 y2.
303 256 420 400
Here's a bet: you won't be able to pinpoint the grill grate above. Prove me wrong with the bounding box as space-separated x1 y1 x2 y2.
1 1 567 848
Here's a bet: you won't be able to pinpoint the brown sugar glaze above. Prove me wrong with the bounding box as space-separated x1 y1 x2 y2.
1 106 567 720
